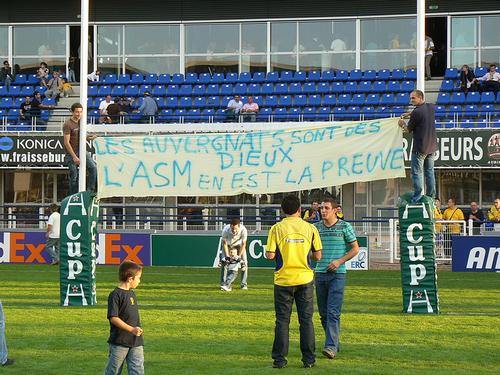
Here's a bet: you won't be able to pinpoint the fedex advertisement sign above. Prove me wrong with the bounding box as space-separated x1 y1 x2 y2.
0 231 151 266
452 236 500 272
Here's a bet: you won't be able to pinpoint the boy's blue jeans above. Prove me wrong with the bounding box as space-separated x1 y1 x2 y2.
315 272 346 354
0 301 8 365
104 344 144 375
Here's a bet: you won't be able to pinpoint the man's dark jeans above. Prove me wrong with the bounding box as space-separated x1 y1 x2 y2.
272 281 315 366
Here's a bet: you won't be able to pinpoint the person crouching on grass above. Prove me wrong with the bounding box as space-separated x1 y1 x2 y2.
104 261 144 375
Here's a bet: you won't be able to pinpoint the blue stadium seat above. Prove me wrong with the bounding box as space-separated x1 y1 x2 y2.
192 84 206 96
287 107 301 121
444 68 459 79
375 106 390 118
372 81 386 93
302 107 317 121
357 81 371 93
86 97 95 109
42 97 56 106
289 83 302 95
280 95 292 107
27 75 39 85
103 74 117 85
139 85 153 96
98 85 112 96
158 74 171 84
294 94 307 107
392 106 405 117
252 72 266 83
308 94 321 107
197 73 211 84
365 94 380 106
307 70 321 81
475 67 487 78
166 84 180 96
334 70 349 81
178 84 192 96
185 73 198 85
206 84 219 96
173 109 186 123
440 80 455 92
152 85 167 96
117 74 131 84
87 109 99 123
0 97 13 109
344 81 357 94
332 106 346 119
234 83 248 95
450 92 466 105
323 94 336 107
317 107 331 121
346 106 361 120
267 72 280 82
15 74 27 85
261 83 274 95
253 95 263 106
401 80 415 92
405 68 417 80
377 69 391 81
154 97 166 109
111 85 125 97
171 73 185 84
447 105 462 118
464 104 479 117
387 81 401 93
436 93 451 105
206 96 221 108
14 97 24 108
193 97 206 108
479 104 494 116
21 86 34 97
88 85 98 96
331 82 344 94
321 70 335 81
220 84 233 96
211 73 225 84
131 97 143 109
434 105 446 119
200 108 215 122
186 108 201 122
391 69 404 80
257 107 272 122
8 86 22 97
480 92 495 104
280 71 294 82
130 74 144 85
351 94 365 106
264 95 278 107
395 93 409 106
247 83 261 95
349 69 363 81
178 97 192 108
497 92 500 103
303 82 316 94
165 97 178 108
225 72 238 83
380 93 395 106
293 71 307 82
222 96 233 106
337 94 351 106
362 106 376 119
158 109 173 122
274 83 288 95
144 74 159 84
239 72 252 83
314 82 327 95
362 70 377 81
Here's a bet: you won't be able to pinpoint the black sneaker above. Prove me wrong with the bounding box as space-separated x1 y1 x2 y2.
303 362 315 368
272 361 287 369
322 348 336 359
2 358 14 366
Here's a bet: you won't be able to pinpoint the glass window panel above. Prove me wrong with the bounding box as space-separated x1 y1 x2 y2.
299 52 356 71
125 25 179 55
0 27 7 57
481 16 500 47
481 172 500 206
13 57 66 74
185 55 238 75
271 54 296 72
186 24 239 54
361 51 416 70
354 207 368 220
242 23 267 53
355 182 368 205
451 17 477 48
371 179 398 207
97 56 122 75
13 26 66 56
451 50 477 68
241 54 266 73
271 22 296 53
440 171 479 205
125 56 179 75
361 18 417 50
299 21 356 52
481 49 500 67
98 26 122 55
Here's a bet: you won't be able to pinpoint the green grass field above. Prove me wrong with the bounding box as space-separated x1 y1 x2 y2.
0 265 499 375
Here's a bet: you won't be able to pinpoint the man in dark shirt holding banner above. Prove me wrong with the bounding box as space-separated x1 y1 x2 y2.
398 89 438 203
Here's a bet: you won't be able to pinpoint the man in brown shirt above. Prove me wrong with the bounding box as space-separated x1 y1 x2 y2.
63 103 97 195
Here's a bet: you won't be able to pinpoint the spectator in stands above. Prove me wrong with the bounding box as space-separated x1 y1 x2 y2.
46 203 60 265
443 198 465 234
0 61 13 89
0 300 14 367
98 95 114 124
424 35 434 80
336 204 344 220
303 201 321 223
389 34 400 49
225 95 243 122
398 90 437 203
36 62 49 86
44 70 64 100
106 98 121 124
487 198 500 225
136 91 158 123
466 201 485 235
67 57 76 83
220 218 248 291
30 91 55 125
241 96 259 122
459 65 478 93
63 102 97 195
434 198 444 256
118 97 133 117
19 95 33 123
87 70 101 83
474 64 500 94
62 78 73 98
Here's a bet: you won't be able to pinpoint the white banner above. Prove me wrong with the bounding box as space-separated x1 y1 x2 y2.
94 118 405 198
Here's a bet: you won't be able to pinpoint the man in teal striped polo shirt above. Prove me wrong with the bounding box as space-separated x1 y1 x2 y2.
314 197 359 360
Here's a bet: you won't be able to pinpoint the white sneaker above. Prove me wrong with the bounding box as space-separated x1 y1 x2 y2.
241 286 248 290
220 285 232 292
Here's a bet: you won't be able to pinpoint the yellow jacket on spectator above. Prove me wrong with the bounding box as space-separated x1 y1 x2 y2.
488 205 500 221
434 207 443 232
443 208 465 234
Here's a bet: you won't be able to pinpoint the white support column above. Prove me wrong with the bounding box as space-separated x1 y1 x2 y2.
416 0 426 93
78 0 90 192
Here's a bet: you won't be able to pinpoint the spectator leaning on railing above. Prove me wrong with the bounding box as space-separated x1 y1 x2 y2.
487 198 500 224
466 201 485 235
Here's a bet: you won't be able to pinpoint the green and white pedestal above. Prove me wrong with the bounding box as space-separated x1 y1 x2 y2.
398 193 439 314
59 191 99 306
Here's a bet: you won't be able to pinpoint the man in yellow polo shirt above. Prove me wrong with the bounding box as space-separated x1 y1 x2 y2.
266 195 322 369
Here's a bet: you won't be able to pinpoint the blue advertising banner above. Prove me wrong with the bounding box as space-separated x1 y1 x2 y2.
452 236 500 272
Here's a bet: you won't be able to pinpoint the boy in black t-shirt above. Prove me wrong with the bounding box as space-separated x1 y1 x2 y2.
104 261 144 375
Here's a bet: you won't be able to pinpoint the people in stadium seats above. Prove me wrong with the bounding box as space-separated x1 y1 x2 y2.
474 64 500 94
241 96 259 122
106 99 121 124
62 78 73 98
398 90 437 203
303 201 321 223
487 198 500 225
225 94 243 122
44 70 64 100
459 65 478 93
99 95 114 124
136 91 158 123
314 197 358 361
443 198 465 234
220 218 248 291
0 61 13 89
19 95 33 123
67 57 77 83
87 70 101 82
36 62 50 86
466 201 485 235
424 35 435 80
63 102 97 195
31 90 56 125
266 195 322 369
0 301 14 367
